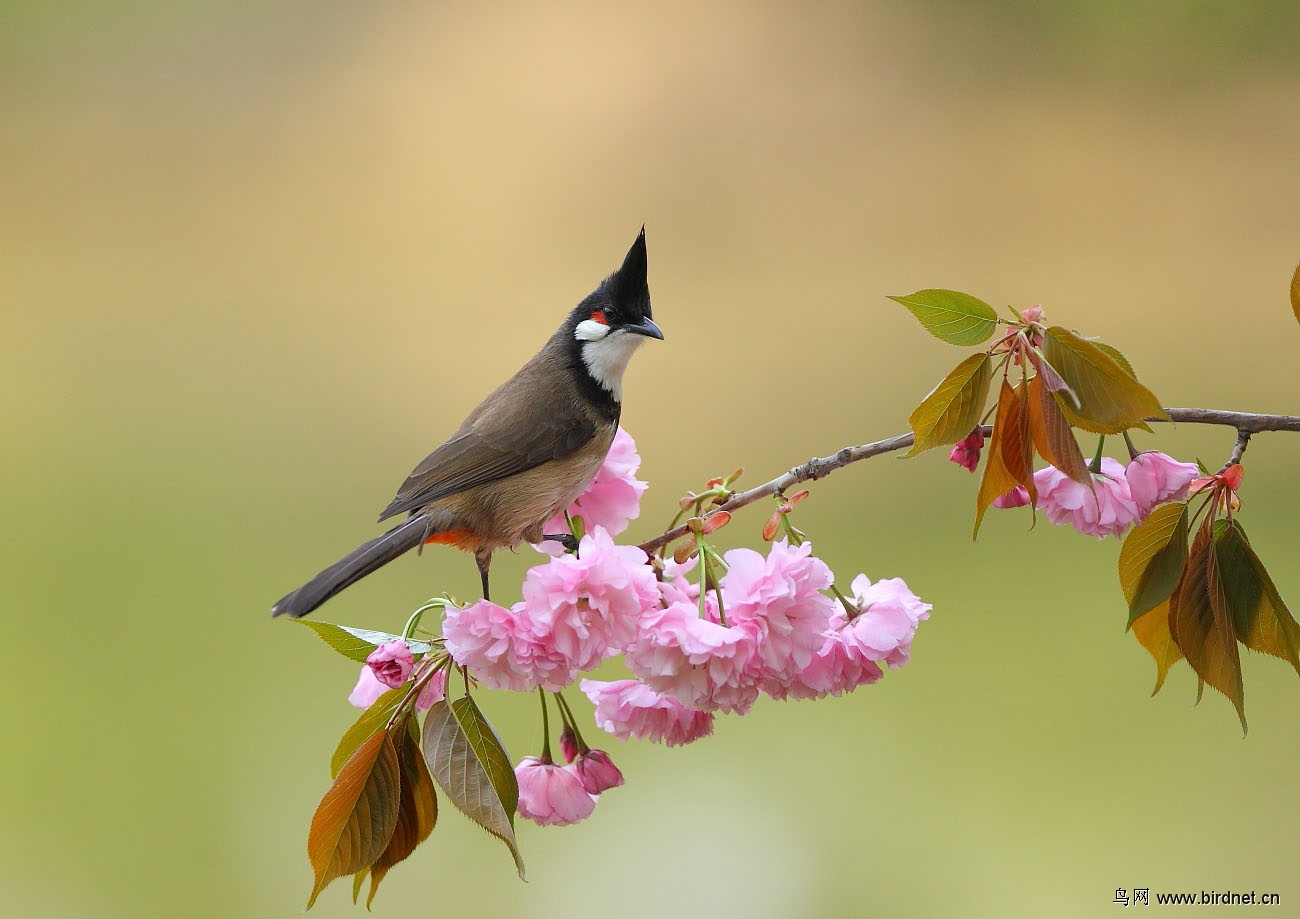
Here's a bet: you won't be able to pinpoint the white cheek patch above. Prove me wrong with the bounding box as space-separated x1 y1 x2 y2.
574 318 611 341
581 331 644 401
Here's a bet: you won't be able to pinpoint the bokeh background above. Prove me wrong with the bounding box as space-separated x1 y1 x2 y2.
4 2 1299 917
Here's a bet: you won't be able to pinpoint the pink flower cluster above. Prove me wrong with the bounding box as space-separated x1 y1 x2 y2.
342 430 932 828
347 639 447 711
443 527 660 691
993 451 1198 539
514 740 626 827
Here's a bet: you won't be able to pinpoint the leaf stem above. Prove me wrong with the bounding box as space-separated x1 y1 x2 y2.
402 599 446 641
1089 436 1106 475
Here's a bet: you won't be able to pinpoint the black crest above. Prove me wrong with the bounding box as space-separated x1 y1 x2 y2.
606 227 651 322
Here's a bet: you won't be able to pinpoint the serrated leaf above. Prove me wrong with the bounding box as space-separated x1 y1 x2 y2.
889 289 999 346
365 720 439 907
1042 326 1167 434
1213 520 1300 674
332 688 406 778
904 353 993 457
1291 260 1300 326
974 379 1031 537
1093 341 1137 378
296 620 432 663
1027 371 1090 484
1169 525 1246 733
1131 600 1183 694
422 697 525 879
306 731 401 909
1119 502 1189 626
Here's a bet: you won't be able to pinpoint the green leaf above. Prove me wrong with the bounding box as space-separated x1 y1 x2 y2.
296 620 432 663
904 353 993 457
1118 502 1189 626
1027 371 1090 485
1131 600 1183 695
889 289 999 346
332 688 406 778
306 731 402 909
422 697 524 879
1213 520 1300 674
1169 525 1246 733
365 719 439 907
1093 341 1137 378
1042 326 1168 434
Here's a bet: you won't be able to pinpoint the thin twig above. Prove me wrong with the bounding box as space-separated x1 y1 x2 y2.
636 408 1300 555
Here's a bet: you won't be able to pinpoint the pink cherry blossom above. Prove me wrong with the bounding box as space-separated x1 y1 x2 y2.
992 485 1032 508
574 749 625 794
442 599 573 692
521 527 659 672
842 574 932 667
1126 451 1198 516
581 679 714 746
366 639 415 689
722 540 836 684
415 669 447 711
536 428 648 554
1035 457 1142 539
656 554 701 607
948 426 985 472
347 665 390 708
624 598 762 714
767 574 930 700
514 757 596 826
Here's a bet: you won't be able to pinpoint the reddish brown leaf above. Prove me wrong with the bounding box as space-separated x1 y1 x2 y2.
1291 260 1300 327
1131 600 1183 695
306 731 402 908
1027 372 1090 485
365 720 439 906
1001 379 1036 502
1169 525 1246 733
974 379 1030 537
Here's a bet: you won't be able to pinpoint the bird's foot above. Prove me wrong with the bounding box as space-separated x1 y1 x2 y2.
542 533 580 554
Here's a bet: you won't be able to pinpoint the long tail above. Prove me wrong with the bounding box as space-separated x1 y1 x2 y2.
271 516 429 618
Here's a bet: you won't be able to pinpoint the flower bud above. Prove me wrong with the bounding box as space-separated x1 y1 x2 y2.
672 541 698 565
574 749 625 794
559 725 579 764
700 511 731 535
762 510 782 542
365 639 415 689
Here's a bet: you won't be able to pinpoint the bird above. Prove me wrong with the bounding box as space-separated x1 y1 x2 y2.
271 229 662 619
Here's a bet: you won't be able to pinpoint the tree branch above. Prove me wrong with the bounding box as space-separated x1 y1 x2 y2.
636 407 1300 555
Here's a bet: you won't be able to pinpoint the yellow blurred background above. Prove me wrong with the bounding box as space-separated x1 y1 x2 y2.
4 2 1298 917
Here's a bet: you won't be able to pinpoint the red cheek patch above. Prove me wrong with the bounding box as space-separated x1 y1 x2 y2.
590 311 608 325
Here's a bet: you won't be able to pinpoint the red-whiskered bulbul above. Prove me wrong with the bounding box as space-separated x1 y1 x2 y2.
271 230 662 619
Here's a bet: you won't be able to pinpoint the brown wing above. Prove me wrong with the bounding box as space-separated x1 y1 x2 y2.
376 345 601 521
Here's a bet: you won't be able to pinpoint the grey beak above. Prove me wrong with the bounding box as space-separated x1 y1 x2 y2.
625 316 664 340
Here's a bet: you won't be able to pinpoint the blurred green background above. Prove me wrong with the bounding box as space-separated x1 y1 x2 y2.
4 2 1298 917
